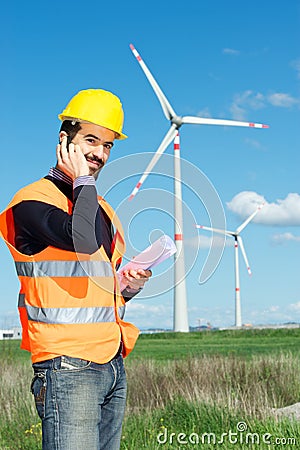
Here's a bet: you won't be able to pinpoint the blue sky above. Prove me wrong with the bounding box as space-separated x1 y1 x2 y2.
0 1 299 330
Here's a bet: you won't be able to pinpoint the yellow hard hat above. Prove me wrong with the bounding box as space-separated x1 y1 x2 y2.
58 89 127 139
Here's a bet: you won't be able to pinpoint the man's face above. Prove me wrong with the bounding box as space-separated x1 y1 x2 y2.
68 122 116 177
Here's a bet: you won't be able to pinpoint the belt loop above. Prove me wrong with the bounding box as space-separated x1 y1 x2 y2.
53 356 62 370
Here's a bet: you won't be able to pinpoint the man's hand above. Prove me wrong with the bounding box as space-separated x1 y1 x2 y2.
56 136 89 180
122 268 152 292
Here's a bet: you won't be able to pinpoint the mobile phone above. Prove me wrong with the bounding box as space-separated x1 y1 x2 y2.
66 135 72 152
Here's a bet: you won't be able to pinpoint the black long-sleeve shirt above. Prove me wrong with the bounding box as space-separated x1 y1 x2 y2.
13 172 113 257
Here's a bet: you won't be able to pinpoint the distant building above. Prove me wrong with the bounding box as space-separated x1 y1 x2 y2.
0 327 21 340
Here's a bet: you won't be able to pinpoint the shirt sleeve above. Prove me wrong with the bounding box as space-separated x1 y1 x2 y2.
121 287 143 302
13 177 108 255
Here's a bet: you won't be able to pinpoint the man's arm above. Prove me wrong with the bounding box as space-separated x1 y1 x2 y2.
120 269 152 301
13 178 109 255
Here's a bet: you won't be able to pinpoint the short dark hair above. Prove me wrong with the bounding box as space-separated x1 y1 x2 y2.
59 120 82 141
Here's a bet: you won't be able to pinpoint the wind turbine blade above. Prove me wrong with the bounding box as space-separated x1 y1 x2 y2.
196 224 234 236
129 125 178 200
236 203 265 234
182 116 269 129
237 236 251 275
130 44 177 121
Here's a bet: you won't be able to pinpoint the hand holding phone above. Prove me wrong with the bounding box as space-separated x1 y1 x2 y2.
56 136 90 179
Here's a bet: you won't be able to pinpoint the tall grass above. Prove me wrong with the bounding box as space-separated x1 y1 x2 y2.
121 398 300 449
122 353 300 448
0 360 39 450
125 353 300 417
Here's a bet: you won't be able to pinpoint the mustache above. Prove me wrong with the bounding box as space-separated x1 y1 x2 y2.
86 155 104 168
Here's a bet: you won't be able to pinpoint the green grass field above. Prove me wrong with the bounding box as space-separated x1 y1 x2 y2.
1 327 300 362
128 328 300 360
1 328 300 449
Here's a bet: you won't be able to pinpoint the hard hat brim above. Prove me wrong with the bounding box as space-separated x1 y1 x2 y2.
58 116 127 140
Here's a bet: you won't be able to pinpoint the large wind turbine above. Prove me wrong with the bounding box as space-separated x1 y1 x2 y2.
196 204 264 327
129 44 269 200
129 43 268 332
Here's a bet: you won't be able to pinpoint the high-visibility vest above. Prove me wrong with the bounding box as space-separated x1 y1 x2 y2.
0 178 139 363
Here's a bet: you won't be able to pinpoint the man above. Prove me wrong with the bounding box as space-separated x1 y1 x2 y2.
0 88 151 450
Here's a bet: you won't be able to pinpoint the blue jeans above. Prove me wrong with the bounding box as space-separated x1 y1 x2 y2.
31 354 127 450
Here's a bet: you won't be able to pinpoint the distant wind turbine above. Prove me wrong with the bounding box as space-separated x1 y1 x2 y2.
129 42 268 332
196 203 264 327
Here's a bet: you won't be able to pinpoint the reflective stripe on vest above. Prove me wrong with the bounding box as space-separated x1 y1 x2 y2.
26 305 126 324
15 260 113 278
18 292 126 324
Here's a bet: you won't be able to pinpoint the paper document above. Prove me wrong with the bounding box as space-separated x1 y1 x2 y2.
118 235 177 291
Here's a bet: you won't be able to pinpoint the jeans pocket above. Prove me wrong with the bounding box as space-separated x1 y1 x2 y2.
59 356 91 371
31 371 47 420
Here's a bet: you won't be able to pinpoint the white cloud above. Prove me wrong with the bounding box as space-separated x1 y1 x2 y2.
272 232 300 244
230 90 299 120
244 137 266 151
125 301 174 329
269 305 280 312
230 90 265 120
226 191 265 216
223 48 240 56
227 191 300 226
246 305 296 325
267 93 299 108
230 101 246 121
196 107 211 118
126 302 168 315
291 58 300 79
289 302 300 312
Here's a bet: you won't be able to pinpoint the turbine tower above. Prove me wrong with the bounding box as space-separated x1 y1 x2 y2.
129 43 268 332
173 132 189 332
196 203 264 327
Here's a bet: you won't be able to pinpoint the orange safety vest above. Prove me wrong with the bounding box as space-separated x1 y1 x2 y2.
0 178 139 363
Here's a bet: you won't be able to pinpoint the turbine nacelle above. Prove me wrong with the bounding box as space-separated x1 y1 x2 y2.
171 115 183 128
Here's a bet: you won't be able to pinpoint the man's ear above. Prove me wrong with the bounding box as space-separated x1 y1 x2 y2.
59 131 68 143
